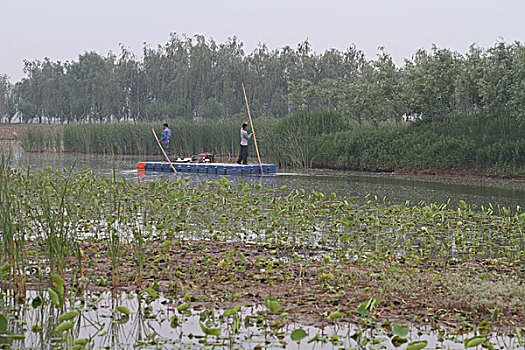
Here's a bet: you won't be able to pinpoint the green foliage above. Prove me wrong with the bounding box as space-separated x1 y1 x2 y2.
55 321 74 333
290 328 308 341
329 311 344 320
223 305 241 317
31 296 43 308
393 322 409 338
57 310 79 322
19 109 524 174
464 336 487 348
264 296 282 314
406 340 428 350
51 273 65 295
10 37 525 175
48 287 63 308
6 38 525 131
116 306 130 316
260 110 349 167
176 303 191 312
200 321 221 336
0 163 523 347
58 119 238 156
357 298 379 316
0 314 7 334
313 113 524 174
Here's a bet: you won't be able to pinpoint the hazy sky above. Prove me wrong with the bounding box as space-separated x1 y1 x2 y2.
1 0 524 82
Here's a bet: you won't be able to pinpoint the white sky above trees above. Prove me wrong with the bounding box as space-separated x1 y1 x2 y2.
1 0 524 82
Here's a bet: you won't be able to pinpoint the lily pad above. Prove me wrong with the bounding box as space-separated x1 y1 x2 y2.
406 340 428 350
291 328 308 342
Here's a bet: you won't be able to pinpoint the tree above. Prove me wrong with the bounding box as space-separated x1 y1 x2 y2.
0 75 9 120
403 46 459 123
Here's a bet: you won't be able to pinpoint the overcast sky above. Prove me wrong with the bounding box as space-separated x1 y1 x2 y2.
1 0 524 82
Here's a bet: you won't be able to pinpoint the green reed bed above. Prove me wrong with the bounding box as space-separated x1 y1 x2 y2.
18 111 524 175
18 111 344 163
0 154 27 295
57 119 241 156
0 164 524 339
17 125 62 153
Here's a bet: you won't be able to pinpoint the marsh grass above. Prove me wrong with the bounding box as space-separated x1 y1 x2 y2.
0 162 523 333
19 125 61 152
33 167 80 278
59 120 240 156
18 111 524 174
0 153 27 295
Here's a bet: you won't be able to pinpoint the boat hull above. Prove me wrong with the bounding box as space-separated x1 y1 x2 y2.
137 162 276 175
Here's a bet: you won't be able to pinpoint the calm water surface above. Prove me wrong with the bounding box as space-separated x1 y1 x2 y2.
4 291 520 350
9 151 524 213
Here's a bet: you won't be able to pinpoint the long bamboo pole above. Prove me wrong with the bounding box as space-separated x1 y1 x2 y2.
152 128 177 174
242 83 263 173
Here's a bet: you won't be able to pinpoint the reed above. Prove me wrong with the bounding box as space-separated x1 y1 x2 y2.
59 120 241 156
32 167 80 278
0 153 29 296
21 111 520 173
18 125 61 152
311 114 525 174
106 170 126 289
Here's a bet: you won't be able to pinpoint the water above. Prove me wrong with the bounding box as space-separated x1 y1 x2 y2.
2 149 524 349
2 291 521 350
8 151 524 213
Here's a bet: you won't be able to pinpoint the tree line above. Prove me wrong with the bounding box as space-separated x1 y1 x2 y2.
1 35 524 138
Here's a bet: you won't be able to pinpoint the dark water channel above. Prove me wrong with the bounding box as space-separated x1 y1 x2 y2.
9 151 524 213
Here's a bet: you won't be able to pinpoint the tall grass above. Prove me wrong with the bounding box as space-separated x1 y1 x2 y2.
32 167 81 277
58 120 241 156
313 114 525 174
17 111 525 174
19 126 61 152
258 111 351 167
0 152 27 295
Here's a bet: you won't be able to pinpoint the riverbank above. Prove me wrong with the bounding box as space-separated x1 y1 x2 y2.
0 124 24 140
392 168 525 181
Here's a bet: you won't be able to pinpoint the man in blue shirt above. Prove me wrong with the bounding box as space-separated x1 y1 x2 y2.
160 123 171 161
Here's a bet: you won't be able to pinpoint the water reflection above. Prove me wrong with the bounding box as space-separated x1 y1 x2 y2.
3 291 520 350
138 169 277 188
6 150 525 212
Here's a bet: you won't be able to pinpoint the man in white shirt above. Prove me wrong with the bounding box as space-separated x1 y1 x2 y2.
236 123 252 164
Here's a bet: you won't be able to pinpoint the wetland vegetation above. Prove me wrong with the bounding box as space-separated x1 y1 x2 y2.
0 153 523 348
15 110 525 176
1 34 524 349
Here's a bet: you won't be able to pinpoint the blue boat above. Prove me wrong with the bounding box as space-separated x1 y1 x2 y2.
137 161 276 175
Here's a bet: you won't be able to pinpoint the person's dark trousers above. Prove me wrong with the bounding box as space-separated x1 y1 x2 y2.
161 143 169 161
237 145 248 164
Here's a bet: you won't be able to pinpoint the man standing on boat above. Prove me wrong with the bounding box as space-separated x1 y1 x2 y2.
237 123 252 165
160 123 171 162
